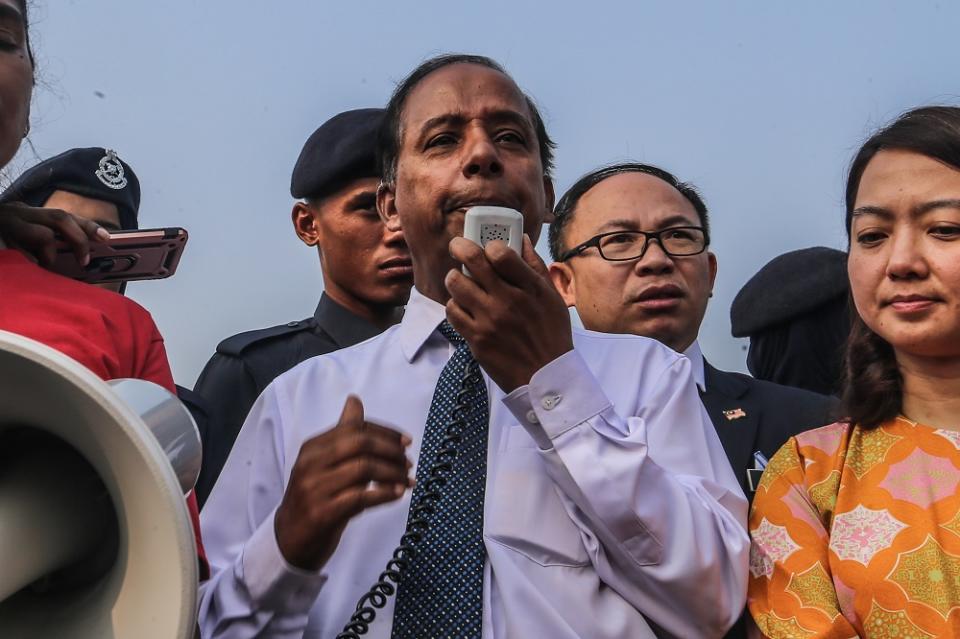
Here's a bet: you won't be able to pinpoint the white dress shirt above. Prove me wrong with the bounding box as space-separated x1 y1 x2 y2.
199 288 749 639
683 340 707 391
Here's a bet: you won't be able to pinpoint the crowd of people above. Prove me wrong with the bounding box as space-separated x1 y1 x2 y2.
3 2 960 638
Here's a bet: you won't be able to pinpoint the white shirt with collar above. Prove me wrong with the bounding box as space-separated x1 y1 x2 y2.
683 340 707 392
199 288 749 639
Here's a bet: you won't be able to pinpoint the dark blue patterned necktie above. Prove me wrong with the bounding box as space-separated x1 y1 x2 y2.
391 321 489 639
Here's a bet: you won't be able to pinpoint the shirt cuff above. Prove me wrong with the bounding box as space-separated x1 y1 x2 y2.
503 349 612 445
240 510 327 613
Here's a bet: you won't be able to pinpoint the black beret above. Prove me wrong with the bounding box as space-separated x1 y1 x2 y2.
730 246 849 337
0 147 140 230
290 108 384 200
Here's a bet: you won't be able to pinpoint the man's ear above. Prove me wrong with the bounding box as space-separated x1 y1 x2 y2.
377 181 403 233
291 201 320 247
542 175 556 224
548 261 577 308
707 251 718 291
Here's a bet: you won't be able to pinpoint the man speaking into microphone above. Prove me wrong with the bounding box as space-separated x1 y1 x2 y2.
199 54 748 639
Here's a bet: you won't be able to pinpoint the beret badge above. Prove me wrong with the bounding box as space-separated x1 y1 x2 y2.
95 149 128 190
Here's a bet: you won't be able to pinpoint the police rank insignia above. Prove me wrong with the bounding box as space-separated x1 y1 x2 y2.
95 149 128 190
723 408 747 421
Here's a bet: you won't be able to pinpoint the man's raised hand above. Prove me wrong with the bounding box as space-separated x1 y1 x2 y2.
274 395 413 571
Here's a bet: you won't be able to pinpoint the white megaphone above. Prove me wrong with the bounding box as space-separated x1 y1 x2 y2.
0 330 201 639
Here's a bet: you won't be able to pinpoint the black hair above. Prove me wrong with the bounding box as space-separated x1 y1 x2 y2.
17 0 33 67
842 105 960 428
377 53 555 186
549 162 710 261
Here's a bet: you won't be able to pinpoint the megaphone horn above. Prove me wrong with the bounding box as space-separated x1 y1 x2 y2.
0 330 200 639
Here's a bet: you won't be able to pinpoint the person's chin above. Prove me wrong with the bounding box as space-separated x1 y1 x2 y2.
374 287 413 307
882 321 960 356
624 316 686 346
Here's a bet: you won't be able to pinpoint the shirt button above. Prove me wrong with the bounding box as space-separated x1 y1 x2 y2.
541 394 562 410
525 410 539 424
286 321 299 328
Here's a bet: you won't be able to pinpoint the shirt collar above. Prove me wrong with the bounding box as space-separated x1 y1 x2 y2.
399 287 448 362
682 340 707 391
313 293 389 349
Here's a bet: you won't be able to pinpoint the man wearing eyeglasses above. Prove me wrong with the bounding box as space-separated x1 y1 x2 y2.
547 163 836 503
547 163 835 638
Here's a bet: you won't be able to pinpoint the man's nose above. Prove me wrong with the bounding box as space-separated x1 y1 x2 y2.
462 133 503 178
635 238 675 275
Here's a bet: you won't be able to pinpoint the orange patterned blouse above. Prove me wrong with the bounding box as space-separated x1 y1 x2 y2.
748 417 960 638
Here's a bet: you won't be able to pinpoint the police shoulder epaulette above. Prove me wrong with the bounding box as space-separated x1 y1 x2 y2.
216 318 314 358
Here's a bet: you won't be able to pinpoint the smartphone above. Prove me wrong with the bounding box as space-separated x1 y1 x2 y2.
462 206 523 275
52 227 188 285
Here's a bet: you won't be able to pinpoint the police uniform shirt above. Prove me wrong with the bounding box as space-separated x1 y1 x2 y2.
192 293 393 506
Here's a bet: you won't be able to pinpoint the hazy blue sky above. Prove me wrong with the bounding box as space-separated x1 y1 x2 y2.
13 0 959 385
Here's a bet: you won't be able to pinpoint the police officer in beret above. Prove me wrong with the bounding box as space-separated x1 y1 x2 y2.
730 246 850 396
192 108 413 506
0 147 139 292
0 145 215 462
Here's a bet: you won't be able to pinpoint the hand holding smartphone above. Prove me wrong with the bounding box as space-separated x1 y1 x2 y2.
51 227 188 285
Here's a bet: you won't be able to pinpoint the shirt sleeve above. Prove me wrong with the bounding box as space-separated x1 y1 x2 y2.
747 438 858 638
134 317 177 394
502 349 750 638
193 352 262 507
198 382 327 639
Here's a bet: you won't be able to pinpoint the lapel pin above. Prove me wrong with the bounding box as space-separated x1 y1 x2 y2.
723 407 747 421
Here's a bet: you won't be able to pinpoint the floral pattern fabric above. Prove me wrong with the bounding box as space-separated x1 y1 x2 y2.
748 417 960 637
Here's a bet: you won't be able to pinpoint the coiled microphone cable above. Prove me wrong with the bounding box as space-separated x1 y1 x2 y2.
336 356 483 638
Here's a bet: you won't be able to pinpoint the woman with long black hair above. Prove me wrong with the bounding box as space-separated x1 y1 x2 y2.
749 105 960 637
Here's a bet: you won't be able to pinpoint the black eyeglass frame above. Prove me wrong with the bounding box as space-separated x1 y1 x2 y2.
557 226 710 262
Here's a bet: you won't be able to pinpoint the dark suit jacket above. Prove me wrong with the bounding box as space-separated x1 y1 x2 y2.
701 361 839 503
701 361 838 639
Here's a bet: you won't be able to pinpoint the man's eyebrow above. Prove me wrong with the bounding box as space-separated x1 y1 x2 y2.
344 190 377 209
417 109 532 135
595 218 640 233
485 109 533 130
418 113 467 134
653 214 700 229
593 214 699 233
